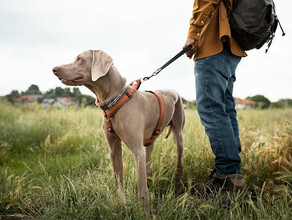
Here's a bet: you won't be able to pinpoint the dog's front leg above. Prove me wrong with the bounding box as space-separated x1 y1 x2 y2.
103 129 124 188
145 144 154 176
133 147 149 209
124 136 149 210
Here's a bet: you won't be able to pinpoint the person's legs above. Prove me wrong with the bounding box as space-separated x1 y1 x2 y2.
194 44 242 174
225 77 242 156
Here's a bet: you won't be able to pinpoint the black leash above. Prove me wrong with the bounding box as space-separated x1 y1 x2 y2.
141 45 193 82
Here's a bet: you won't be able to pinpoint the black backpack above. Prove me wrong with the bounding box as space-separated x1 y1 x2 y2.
220 0 285 52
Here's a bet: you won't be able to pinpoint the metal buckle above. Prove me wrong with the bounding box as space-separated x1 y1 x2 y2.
153 129 160 136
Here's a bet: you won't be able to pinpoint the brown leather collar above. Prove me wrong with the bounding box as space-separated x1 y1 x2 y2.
103 79 141 119
100 86 128 111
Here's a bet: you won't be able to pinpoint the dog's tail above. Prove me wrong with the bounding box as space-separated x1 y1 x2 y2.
165 126 172 139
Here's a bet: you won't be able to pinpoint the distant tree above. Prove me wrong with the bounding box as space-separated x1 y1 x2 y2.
75 93 96 107
5 90 21 104
188 100 197 109
271 99 292 108
55 87 64 97
181 97 196 110
46 87 80 98
278 99 292 108
44 89 56 98
10 90 20 97
270 101 285 109
247 95 271 109
25 84 42 95
73 87 81 96
64 88 72 97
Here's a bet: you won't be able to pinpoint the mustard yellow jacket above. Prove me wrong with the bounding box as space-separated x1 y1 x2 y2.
188 0 247 60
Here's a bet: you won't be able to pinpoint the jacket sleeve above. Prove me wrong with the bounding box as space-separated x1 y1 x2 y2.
188 0 220 40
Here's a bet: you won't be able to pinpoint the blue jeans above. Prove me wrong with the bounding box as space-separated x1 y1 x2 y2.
194 44 242 174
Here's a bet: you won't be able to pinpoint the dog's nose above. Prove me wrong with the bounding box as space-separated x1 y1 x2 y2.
52 66 59 74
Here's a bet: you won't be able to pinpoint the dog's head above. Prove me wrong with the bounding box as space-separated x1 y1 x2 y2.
52 50 113 86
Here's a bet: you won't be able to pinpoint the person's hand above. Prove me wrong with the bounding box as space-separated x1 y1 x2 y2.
183 38 198 59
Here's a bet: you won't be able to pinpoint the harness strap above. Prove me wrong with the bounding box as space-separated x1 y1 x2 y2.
103 79 141 133
102 79 165 147
143 91 165 147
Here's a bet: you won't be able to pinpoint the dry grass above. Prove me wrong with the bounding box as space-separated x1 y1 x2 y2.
0 100 291 219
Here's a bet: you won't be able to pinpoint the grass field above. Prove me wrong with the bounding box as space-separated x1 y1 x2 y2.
0 99 291 219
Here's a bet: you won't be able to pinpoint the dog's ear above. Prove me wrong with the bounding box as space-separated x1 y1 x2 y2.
91 50 113 81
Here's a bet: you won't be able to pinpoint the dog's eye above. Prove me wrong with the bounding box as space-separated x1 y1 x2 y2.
76 56 81 62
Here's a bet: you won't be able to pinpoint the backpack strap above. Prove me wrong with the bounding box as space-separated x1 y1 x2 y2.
219 0 232 16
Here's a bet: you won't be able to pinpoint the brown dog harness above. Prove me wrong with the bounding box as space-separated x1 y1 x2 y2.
102 79 165 147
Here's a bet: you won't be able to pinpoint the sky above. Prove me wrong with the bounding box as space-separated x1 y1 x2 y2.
0 0 291 102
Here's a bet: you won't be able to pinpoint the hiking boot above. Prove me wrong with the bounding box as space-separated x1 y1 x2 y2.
193 169 246 202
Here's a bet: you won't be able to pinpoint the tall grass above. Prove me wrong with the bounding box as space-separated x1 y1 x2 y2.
0 100 291 219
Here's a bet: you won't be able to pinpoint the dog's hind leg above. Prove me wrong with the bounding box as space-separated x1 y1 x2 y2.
171 125 184 180
169 97 185 192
